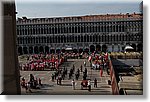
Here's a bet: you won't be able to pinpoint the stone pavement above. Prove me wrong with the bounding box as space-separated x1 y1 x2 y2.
20 59 112 95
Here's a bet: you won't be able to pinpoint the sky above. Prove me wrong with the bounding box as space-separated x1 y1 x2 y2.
16 0 143 18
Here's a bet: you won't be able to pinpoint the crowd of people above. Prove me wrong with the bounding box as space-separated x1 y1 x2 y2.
20 53 66 71
21 74 42 93
20 52 110 93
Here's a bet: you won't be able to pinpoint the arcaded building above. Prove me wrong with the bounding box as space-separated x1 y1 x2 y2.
16 13 143 55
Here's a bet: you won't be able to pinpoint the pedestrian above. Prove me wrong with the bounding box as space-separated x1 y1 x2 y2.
88 80 91 92
80 65 83 72
71 79 75 90
85 68 87 74
100 68 103 77
59 76 62 85
27 82 32 93
84 61 86 67
39 78 42 86
21 77 26 88
94 78 97 88
51 74 54 82
56 76 59 85
25 83 28 93
73 65 75 73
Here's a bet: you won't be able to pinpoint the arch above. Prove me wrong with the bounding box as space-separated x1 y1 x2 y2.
137 43 143 52
50 49 55 54
45 46 49 54
73 49 78 53
62 49 65 53
34 46 39 54
56 49 60 53
18 47 23 55
23 46 28 54
39 46 44 53
84 48 89 53
90 45 95 53
102 44 107 52
29 46 33 54
131 43 136 52
79 48 83 53
96 44 101 52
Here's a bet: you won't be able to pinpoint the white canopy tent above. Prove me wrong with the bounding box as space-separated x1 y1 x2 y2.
65 47 73 51
124 46 134 52
125 46 134 50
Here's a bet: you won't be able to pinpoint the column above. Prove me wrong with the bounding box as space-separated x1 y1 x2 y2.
3 2 21 94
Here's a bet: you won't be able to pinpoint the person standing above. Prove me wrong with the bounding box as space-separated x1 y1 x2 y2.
84 61 86 67
39 78 42 86
100 68 103 77
71 79 75 90
56 76 59 85
80 65 83 72
94 78 97 88
26 82 32 93
88 80 91 91
51 74 54 82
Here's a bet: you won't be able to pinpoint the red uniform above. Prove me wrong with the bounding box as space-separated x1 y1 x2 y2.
100 68 103 77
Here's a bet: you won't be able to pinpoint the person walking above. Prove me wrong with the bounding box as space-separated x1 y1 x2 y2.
71 79 76 90
94 78 97 88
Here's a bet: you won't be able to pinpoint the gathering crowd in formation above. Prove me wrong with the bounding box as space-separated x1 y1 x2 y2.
20 52 110 93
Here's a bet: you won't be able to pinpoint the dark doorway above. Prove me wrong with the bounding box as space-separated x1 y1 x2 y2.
34 46 39 54
29 46 33 54
90 45 95 53
62 49 65 53
45 46 49 54
23 47 28 54
56 49 60 53
79 48 83 53
50 49 55 54
84 48 89 53
131 43 136 52
102 45 107 52
137 43 143 52
96 45 101 52
18 47 23 55
73 49 78 53
39 46 44 53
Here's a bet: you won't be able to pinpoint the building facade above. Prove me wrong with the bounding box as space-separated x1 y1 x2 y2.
16 13 143 55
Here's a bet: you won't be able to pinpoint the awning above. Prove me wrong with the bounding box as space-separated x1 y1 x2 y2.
65 47 73 50
124 46 134 50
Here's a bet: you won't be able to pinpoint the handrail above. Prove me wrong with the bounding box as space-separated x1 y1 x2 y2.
108 55 120 95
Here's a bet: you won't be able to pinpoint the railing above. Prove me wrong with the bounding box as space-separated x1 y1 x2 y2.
108 55 120 95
